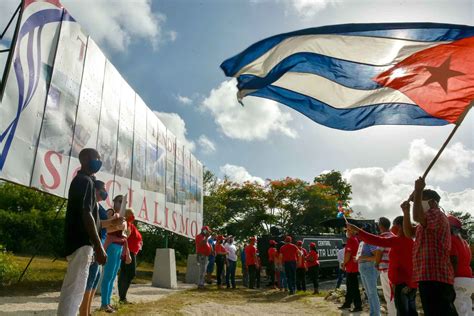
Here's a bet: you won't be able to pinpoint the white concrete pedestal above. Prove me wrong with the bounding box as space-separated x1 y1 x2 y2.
152 248 177 289
185 254 199 284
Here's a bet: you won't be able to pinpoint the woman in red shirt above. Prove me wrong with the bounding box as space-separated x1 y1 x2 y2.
448 215 473 316
347 214 417 316
215 235 228 289
306 242 320 294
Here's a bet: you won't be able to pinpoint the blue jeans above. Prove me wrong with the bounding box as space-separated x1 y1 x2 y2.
226 260 236 288
101 243 122 306
284 261 297 293
279 270 287 289
359 261 380 316
336 266 345 288
85 261 100 290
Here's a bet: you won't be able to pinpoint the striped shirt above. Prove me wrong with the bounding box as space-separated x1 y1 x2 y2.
413 207 454 284
377 231 394 271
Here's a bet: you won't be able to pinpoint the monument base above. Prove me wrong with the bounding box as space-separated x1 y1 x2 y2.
185 254 199 284
152 248 177 289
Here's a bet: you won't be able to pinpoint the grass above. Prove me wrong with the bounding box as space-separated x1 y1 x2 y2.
1 255 186 297
94 287 329 316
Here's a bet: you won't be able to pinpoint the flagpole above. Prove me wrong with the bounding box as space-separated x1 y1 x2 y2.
421 102 473 180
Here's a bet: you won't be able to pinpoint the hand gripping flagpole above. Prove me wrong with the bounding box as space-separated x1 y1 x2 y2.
421 101 473 180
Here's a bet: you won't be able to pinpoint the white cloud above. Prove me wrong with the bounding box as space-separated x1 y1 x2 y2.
176 94 192 105
198 135 216 154
62 0 176 51
153 111 195 151
220 164 265 185
201 79 297 141
343 139 474 220
282 0 338 18
168 30 178 42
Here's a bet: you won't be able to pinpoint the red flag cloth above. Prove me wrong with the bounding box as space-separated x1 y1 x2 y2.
375 36 474 123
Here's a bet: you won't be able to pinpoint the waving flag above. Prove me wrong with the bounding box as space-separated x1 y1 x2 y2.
221 23 474 130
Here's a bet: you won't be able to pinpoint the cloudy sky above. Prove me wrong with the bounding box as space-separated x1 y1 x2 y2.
1 0 473 220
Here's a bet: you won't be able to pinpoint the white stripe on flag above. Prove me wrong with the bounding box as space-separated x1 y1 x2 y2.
236 34 448 77
242 72 416 109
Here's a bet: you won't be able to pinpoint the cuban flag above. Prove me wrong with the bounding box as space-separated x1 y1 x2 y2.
221 23 474 130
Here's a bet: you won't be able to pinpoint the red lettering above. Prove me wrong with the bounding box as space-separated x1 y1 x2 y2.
190 221 198 238
105 180 121 208
138 196 149 221
164 207 169 228
179 214 189 235
40 151 62 190
172 211 177 231
153 201 162 225
128 188 134 207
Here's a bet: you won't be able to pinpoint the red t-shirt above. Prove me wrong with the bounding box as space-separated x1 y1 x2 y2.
450 234 473 278
345 236 359 273
297 247 307 268
306 249 319 268
127 222 143 255
215 243 227 255
280 243 299 262
195 234 211 256
245 244 257 266
268 247 277 262
358 230 416 288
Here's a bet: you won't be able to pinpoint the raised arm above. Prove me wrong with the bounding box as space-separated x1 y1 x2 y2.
401 201 415 238
412 177 427 226
347 224 397 248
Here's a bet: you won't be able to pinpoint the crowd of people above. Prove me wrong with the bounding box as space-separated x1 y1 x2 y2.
195 230 321 295
54 148 472 316
57 148 143 316
195 177 473 316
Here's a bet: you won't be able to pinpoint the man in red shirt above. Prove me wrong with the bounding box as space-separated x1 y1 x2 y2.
403 177 456 315
279 236 299 295
306 242 320 294
245 237 258 289
296 240 307 292
267 240 277 288
374 217 395 316
340 228 362 312
195 226 212 289
448 215 473 315
347 214 417 315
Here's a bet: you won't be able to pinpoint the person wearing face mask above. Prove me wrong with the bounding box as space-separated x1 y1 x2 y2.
58 148 107 316
347 214 417 316
118 208 142 304
403 177 456 316
80 180 121 316
448 215 473 316
339 227 362 312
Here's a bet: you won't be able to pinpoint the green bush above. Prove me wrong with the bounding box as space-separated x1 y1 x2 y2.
0 245 21 285
0 209 64 256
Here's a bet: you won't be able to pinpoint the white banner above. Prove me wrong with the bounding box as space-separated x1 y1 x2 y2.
0 0 203 239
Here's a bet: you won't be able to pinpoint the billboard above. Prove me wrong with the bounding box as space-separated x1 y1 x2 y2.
0 0 203 238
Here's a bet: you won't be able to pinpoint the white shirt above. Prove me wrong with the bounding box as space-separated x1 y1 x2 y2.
224 243 238 262
337 248 345 264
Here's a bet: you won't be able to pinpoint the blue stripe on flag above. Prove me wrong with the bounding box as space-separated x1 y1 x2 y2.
249 86 449 130
237 52 388 91
221 23 474 77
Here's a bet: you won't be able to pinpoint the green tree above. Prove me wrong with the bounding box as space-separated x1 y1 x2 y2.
449 211 473 242
314 170 352 203
0 182 65 213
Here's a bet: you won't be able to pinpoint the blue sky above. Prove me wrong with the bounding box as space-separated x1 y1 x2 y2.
1 0 472 219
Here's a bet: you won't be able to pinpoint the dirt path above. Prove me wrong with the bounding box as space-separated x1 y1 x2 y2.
0 282 369 316
0 283 194 315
